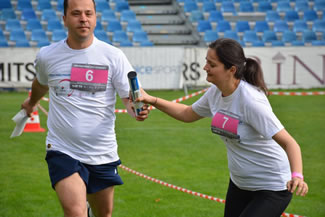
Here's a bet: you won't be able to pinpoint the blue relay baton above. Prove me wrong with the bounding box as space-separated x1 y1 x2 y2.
128 71 144 116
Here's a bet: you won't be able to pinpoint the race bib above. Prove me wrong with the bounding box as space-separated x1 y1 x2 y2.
70 63 108 92
211 110 240 140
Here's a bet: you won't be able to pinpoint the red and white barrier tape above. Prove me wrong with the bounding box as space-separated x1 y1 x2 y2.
269 91 325 96
119 164 305 217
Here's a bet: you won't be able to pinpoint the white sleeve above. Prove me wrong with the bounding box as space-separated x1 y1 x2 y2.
192 87 214 117
35 48 48 85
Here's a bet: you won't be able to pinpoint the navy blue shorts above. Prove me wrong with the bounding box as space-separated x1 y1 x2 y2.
45 150 123 194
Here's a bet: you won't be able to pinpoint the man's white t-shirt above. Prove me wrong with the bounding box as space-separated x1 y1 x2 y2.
192 81 291 191
35 37 133 165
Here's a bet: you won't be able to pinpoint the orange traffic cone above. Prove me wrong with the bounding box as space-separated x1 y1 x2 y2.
23 110 46 132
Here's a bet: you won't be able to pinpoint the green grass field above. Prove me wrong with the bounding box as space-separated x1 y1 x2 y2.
0 89 324 217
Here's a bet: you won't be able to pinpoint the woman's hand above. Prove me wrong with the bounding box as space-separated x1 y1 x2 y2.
287 178 308 196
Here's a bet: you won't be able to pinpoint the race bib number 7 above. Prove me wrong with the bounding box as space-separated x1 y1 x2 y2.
211 110 240 140
70 63 108 92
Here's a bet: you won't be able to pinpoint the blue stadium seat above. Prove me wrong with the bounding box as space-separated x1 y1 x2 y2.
271 40 285 46
37 40 51 47
252 41 265 47
31 29 49 42
0 39 9 47
197 20 212 32
257 1 273 12
52 29 67 42
243 30 260 43
139 40 153 47
95 21 103 30
313 19 325 33
314 0 325 11
120 10 136 23
224 30 240 41
96 1 111 13
101 10 117 22
293 20 308 32
265 11 281 22
5 19 22 31
311 40 325 46
190 10 204 22
47 19 64 31
208 10 224 22
0 30 5 40
239 2 254 13
284 10 300 22
115 1 130 12
26 19 43 31
203 30 219 43
15 40 30 47
202 1 216 12
276 1 292 12
221 2 236 14
235 21 250 32
282 30 298 43
37 0 52 11
56 0 64 11
303 10 318 21
273 20 289 32
41 9 57 21
0 0 12 9
119 40 133 47
17 0 33 10
302 30 317 42
254 21 270 33
94 30 111 44
0 8 16 20
9 29 27 42
216 20 231 32
132 30 149 43
262 30 278 42
183 1 198 13
21 8 38 20
126 20 141 33
295 0 309 12
112 30 131 43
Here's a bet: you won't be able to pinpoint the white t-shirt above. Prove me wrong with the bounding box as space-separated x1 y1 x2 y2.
35 37 133 165
192 81 291 191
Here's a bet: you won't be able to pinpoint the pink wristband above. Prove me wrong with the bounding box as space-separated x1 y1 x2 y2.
292 172 304 180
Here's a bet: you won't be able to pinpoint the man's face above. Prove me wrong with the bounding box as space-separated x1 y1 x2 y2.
63 0 96 43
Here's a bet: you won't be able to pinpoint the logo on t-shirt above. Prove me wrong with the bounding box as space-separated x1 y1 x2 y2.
211 110 240 140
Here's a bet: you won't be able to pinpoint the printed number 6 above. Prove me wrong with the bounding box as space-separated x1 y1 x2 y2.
86 70 94 81
222 117 229 128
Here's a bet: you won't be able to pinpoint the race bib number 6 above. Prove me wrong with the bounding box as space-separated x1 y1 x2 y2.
70 63 108 92
211 110 240 139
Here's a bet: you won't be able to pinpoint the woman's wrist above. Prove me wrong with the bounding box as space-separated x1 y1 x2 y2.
292 172 304 180
152 97 158 106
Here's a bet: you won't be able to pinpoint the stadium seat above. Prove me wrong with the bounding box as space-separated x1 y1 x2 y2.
311 40 325 46
190 10 204 22
242 30 260 43
94 30 111 43
52 29 67 42
183 1 198 13
257 1 273 12
0 8 16 20
265 11 281 22
313 19 325 33
293 20 308 33
216 20 231 32
56 0 64 11
17 0 33 10
115 1 130 12
276 1 292 12
119 40 133 47
282 30 298 43
273 20 289 32
203 30 219 43
202 1 217 12
101 10 117 22
314 0 325 11
295 0 309 12
120 10 136 23
239 2 254 13
9 29 27 42
224 30 240 41
262 30 278 42
303 10 318 21
26 19 43 31
284 10 300 22
37 40 51 47
271 40 285 46
132 30 149 43
208 10 224 22
31 29 49 42
252 41 265 47
139 40 153 47
0 39 9 47
47 19 64 31
37 1 52 11
0 30 5 40
95 1 110 13
15 40 30 47
0 0 12 9
291 40 305 46
197 20 212 32
112 30 130 43
220 2 236 14
254 21 270 33
41 9 57 21
5 19 22 31
302 30 317 42
235 21 250 33
21 8 38 20
95 21 103 31
126 20 141 33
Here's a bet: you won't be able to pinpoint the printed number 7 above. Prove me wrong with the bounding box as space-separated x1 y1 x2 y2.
222 117 229 128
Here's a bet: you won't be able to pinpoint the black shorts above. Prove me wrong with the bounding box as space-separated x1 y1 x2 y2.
224 179 292 217
45 150 123 194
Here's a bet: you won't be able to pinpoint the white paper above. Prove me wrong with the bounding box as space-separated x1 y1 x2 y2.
10 109 29 138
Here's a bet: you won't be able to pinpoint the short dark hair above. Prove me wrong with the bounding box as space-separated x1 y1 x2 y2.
63 0 96 16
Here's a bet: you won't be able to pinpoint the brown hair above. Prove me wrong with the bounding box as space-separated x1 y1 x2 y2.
63 0 96 16
209 38 268 95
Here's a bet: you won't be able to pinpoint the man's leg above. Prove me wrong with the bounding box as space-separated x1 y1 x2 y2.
87 186 115 217
55 172 88 217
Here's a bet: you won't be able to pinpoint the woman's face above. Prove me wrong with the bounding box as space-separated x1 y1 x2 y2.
203 48 234 85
